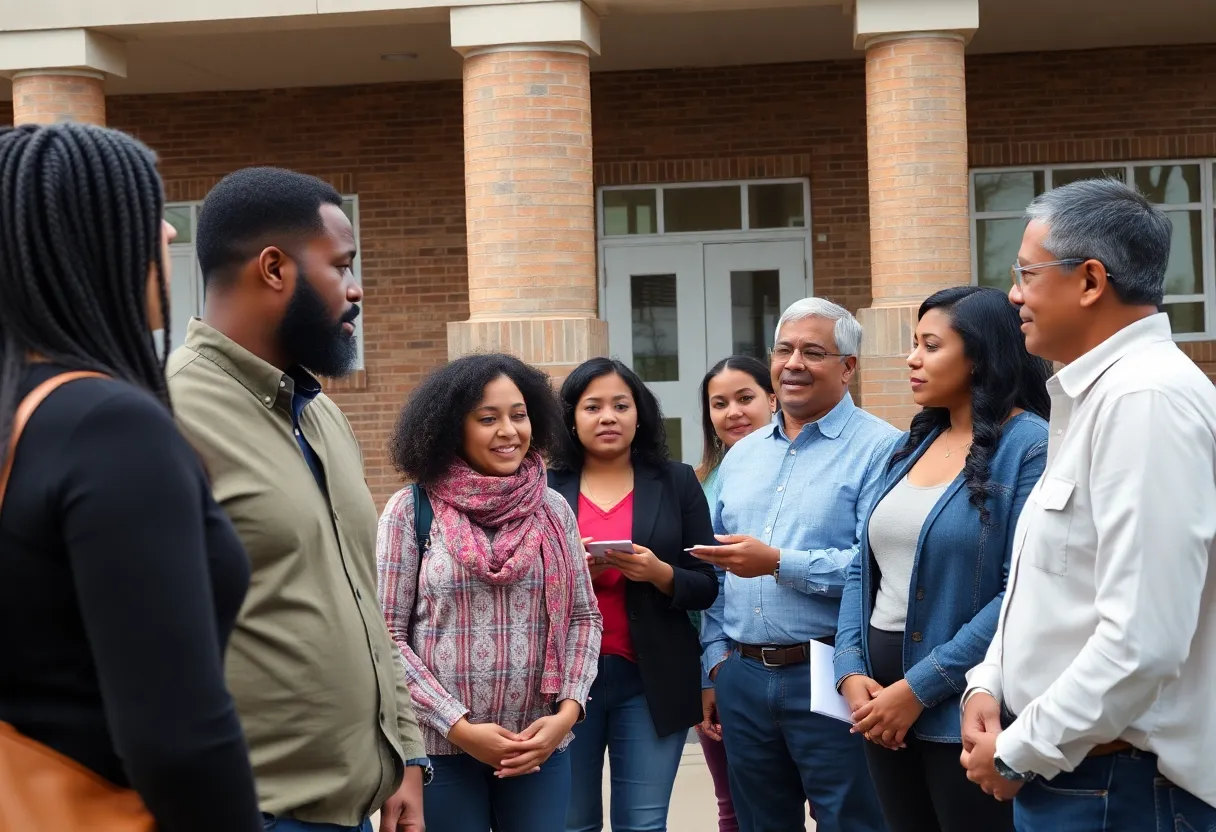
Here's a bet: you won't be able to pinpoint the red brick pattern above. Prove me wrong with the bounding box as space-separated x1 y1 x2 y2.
0 44 1212 502
104 83 468 503
11 73 106 126
462 50 596 320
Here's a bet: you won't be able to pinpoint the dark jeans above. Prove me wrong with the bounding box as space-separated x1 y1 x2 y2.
566 655 687 832
424 748 571 832
714 649 885 832
863 627 1013 832
261 818 371 831
1015 746 1216 832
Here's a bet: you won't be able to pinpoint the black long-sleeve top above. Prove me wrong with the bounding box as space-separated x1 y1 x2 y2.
0 364 262 832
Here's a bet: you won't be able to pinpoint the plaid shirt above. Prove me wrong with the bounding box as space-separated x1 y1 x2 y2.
377 487 602 756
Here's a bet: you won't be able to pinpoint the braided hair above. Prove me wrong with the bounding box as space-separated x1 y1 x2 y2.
0 122 169 470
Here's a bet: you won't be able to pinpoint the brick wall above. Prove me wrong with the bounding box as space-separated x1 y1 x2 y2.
592 60 872 312
966 44 1216 383
107 83 470 503
3 43 1213 503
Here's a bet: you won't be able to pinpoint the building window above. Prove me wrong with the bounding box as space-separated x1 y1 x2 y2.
970 162 1215 340
599 180 809 238
164 196 364 366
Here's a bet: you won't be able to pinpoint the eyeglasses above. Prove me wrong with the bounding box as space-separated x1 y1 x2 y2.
769 345 845 364
1011 258 1115 287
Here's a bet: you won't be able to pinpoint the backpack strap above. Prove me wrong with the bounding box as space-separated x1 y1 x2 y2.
411 482 433 555
0 371 109 509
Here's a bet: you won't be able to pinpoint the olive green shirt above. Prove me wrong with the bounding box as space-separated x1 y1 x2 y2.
167 318 425 825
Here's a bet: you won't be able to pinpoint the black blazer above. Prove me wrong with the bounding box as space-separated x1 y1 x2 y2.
548 460 718 737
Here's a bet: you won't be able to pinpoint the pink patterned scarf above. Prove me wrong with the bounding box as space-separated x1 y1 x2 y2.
428 450 574 696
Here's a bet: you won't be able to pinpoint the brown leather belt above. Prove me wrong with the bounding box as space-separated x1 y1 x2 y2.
1087 740 1133 758
739 637 834 667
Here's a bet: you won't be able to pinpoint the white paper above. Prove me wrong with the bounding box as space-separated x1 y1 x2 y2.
808 639 854 724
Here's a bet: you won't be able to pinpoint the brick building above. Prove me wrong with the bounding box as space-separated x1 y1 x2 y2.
3 0 1214 506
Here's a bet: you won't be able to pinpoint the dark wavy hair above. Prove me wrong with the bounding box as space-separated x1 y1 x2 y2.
0 123 169 473
696 355 774 482
549 357 670 472
889 286 1052 524
388 353 563 487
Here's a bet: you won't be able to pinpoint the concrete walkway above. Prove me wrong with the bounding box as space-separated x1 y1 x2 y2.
662 740 817 832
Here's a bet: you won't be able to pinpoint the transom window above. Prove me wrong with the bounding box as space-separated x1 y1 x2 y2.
164 196 364 366
599 180 810 237
970 162 1215 340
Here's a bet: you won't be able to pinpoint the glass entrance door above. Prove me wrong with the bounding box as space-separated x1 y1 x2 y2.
603 240 807 465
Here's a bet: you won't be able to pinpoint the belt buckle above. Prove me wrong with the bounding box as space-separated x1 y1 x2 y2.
760 646 782 667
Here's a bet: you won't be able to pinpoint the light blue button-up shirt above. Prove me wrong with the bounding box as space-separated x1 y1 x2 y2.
701 392 899 681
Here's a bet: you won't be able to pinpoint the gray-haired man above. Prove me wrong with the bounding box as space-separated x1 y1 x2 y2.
693 298 897 832
961 178 1216 830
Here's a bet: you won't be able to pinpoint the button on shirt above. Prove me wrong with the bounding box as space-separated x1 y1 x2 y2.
701 393 899 677
167 319 427 825
965 314 1216 807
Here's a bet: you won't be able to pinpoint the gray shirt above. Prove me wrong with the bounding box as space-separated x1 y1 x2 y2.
868 476 947 633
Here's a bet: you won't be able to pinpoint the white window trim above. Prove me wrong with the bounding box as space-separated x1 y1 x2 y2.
969 160 1216 341
598 178 812 240
165 195 365 368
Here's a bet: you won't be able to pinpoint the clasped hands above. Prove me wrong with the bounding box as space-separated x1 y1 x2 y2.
839 675 923 751
447 700 580 779
959 692 1024 801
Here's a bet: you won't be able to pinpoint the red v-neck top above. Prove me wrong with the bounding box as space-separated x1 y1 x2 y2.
578 492 636 663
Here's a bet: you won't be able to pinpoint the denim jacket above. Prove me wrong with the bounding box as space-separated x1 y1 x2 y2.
833 412 1048 742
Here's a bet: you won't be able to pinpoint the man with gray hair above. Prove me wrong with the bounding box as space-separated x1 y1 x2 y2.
692 297 897 832
961 178 1216 830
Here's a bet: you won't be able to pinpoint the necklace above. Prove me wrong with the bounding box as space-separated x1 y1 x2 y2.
943 428 973 459
580 471 633 509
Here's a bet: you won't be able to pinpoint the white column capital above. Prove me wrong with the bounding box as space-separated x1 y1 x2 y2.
450 1 600 58
853 0 978 50
0 29 127 79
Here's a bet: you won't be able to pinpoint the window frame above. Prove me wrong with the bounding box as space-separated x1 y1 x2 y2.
597 178 813 239
969 160 1216 341
165 194 365 368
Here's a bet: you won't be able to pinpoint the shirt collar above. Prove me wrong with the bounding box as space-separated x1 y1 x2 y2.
1052 313 1173 400
182 317 318 411
768 391 856 442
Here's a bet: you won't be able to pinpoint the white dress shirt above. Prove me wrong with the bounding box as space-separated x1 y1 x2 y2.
965 313 1216 806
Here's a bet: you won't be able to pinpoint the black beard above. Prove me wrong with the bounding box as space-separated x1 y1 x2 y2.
277 271 360 378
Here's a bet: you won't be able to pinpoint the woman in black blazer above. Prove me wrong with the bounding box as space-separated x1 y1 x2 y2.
548 358 718 832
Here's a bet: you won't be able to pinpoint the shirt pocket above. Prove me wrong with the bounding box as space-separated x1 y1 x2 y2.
1026 476 1076 577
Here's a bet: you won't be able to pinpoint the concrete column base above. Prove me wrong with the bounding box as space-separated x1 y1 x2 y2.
447 316 608 383
857 304 920 429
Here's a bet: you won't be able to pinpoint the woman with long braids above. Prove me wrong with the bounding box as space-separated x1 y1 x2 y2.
0 123 262 831
833 286 1051 832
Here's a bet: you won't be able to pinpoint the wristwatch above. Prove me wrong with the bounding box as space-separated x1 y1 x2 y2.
994 756 1033 783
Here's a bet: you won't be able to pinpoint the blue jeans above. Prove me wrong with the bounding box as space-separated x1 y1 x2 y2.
261 818 371 831
1015 747 1216 832
714 651 885 832
425 748 571 832
566 655 688 832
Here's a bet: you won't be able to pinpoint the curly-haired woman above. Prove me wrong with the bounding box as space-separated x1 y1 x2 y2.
376 353 602 832
833 286 1052 832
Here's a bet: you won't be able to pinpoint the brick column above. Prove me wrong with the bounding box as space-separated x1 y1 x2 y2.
853 0 978 427
448 1 606 379
1 29 126 128
12 72 107 125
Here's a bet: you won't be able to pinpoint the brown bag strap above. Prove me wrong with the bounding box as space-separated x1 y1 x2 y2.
0 371 110 509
